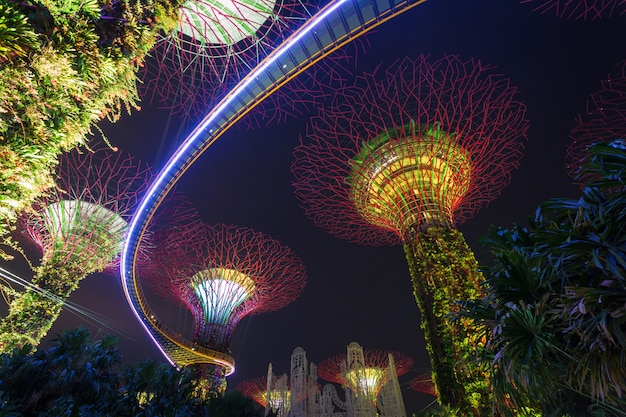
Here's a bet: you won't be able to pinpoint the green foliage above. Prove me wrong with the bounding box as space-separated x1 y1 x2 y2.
404 227 491 416
0 327 222 416
0 2 39 62
0 0 182 248
0 253 107 353
0 328 122 415
207 390 267 417
120 361 203 416
464 141 626 416
412 404 462 417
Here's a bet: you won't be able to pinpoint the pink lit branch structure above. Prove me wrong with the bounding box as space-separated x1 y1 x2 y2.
317 347 412 407
567 60 626 183
409 374 436 397
237 377 271 407
520 0 625 19
237 375 291 415
0 146 152 352
139 0 313 123
292 55 528 414
144 223 306 396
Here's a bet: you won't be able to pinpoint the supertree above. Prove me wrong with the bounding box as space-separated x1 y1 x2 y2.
0 146 153 352
520 0 626 19
292 55 528 415
139 0 317 123
316 345 413 409
143 223 306 397
409 374 436 397
566 60 626 183
237 375 291 415
237 377 272 408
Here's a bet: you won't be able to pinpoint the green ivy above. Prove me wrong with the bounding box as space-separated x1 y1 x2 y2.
0 0 182 253
404 227 491 416
0 2 39 62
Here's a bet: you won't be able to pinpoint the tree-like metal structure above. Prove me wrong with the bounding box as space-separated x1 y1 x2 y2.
521 0 626 20
292 55 528 415
520 0 625 19
144 223 306 397
0 146 153 352
566 60 626 183
237 377 271 408
237 375 291 415
409 374 436 397
317 345 412 409
139 0 315 122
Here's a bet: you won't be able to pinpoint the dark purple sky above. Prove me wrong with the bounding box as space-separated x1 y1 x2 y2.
8 0 626 414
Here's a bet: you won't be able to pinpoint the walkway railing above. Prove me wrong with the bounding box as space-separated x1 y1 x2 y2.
121 0 428 374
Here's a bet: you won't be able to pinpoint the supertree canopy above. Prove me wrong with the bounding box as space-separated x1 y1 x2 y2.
317 346 412 407
237 376 271 407
566 60 626 183
409 374 436 397
0 0 181 246
292 55 528 415
520 0 626 19
144 223 306 397
237 376 291 412
139 0 313 122
0 146 152 352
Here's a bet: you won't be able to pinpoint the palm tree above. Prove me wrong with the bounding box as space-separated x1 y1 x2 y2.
120 361 204 416
462 141 626 416
0 327 122 416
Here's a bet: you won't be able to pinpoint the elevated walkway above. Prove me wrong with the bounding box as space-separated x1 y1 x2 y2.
121 0 428 374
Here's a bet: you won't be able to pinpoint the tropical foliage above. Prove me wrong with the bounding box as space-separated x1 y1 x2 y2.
0 0 182 251
463 141 626 416
0 327 266 416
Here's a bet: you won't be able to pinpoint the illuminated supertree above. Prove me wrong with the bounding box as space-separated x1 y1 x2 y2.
566 60 626 183
409 374 436 397
144 223 306 397
139 0 315 122
237 375 291 416
317 343 412 413
237 377 272 408
0 146 152 352
520 0 626 19
292 55 528 415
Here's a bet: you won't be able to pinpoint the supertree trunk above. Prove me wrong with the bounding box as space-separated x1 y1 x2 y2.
0 147 153 354
0 261 88 351
403 227 490 416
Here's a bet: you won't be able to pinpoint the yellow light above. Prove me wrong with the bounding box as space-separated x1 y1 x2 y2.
350 124 472 234
344 367 387 403
261 389 291 412
192 268 256 324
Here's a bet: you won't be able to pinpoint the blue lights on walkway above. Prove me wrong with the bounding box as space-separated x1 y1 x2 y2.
120 0 427 371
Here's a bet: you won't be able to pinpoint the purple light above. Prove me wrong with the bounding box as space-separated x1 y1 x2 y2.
120 0 350 367
120 0 426 368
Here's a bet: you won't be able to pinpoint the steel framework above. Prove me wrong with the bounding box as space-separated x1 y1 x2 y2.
520 0 626 19
140 0 312 122
317 343 412 416
142 223 306 395
0 146 152 352
567 60 626 183
121 0 428 383
409 374 436 397
238 344 410 417
291 55 528 414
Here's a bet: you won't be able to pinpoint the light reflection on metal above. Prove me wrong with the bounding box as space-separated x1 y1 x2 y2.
121 0 428 372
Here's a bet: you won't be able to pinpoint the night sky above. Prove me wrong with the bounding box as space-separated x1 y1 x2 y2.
4 0 626 414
